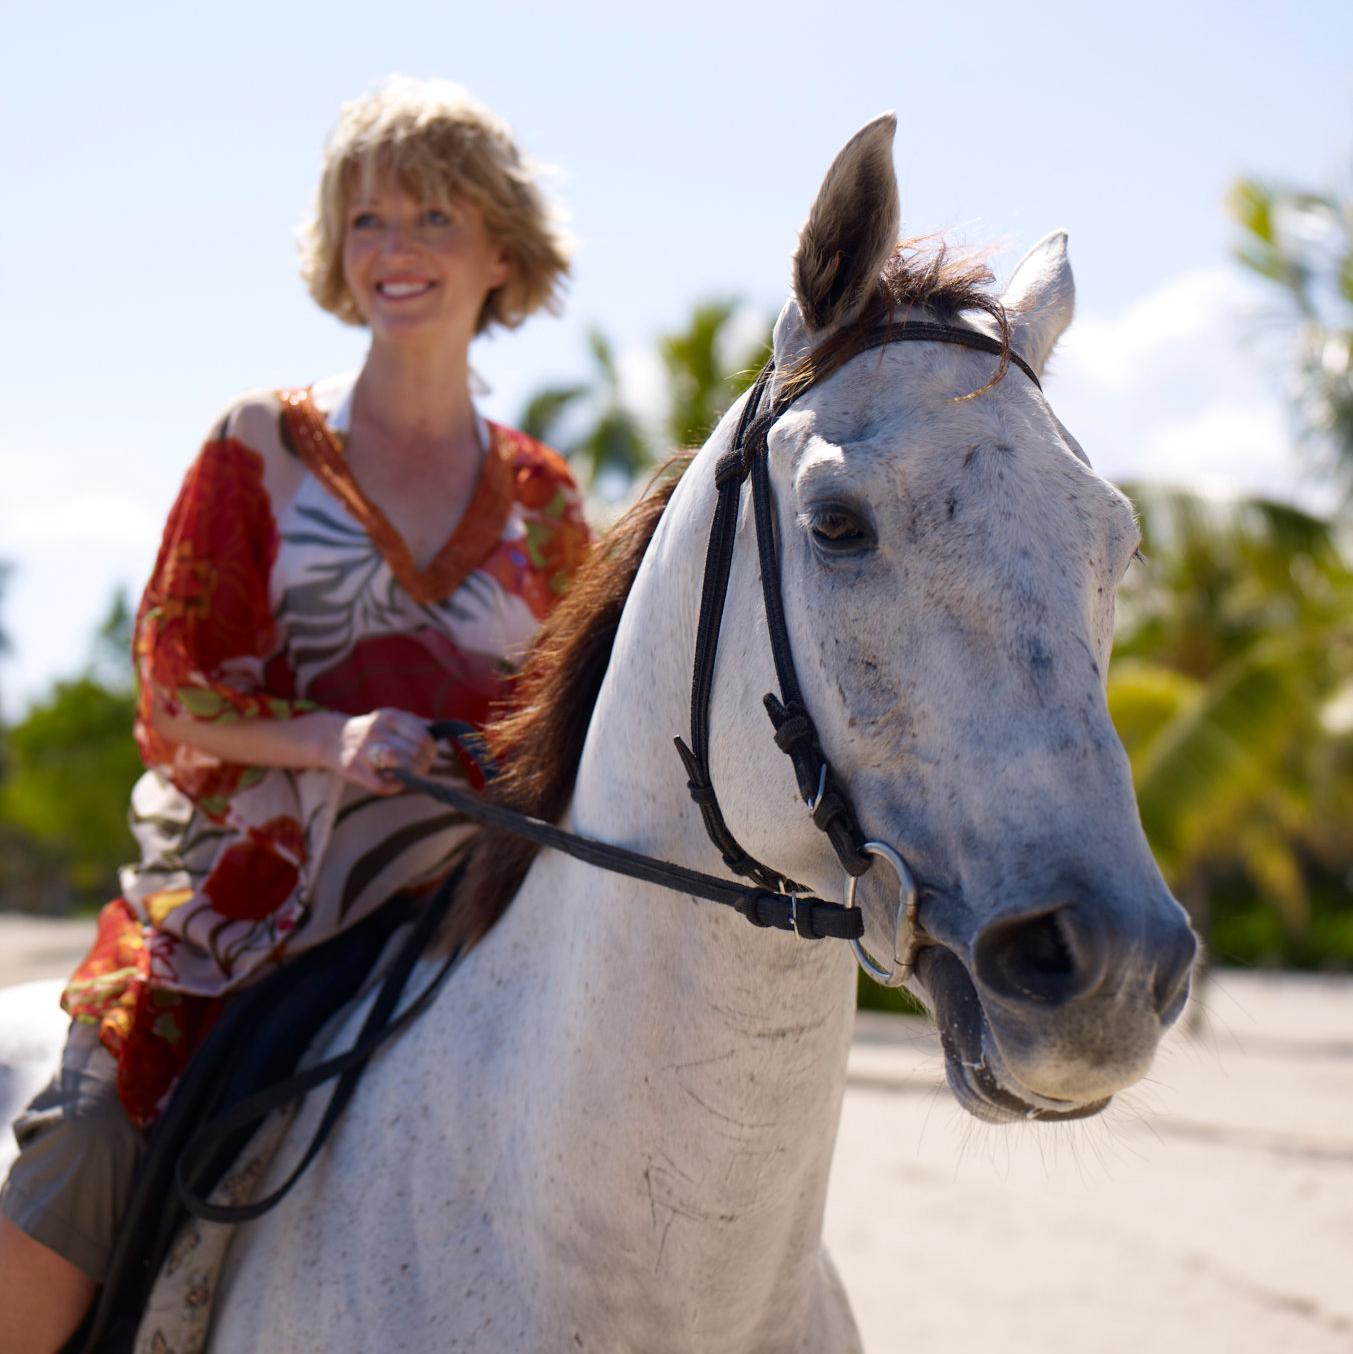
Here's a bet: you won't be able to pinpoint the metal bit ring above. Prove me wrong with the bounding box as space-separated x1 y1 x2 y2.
844 841 921 988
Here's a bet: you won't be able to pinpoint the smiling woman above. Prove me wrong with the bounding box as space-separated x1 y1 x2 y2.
0 75 590 1351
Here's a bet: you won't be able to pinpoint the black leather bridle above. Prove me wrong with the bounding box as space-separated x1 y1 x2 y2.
675 321 1041 900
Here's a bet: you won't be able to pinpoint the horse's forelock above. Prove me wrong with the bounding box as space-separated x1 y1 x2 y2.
781 238 1013 402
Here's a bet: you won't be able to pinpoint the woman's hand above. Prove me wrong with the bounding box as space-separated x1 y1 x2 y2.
334 709 437 795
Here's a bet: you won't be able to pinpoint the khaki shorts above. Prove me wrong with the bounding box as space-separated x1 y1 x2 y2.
0 1021 143 1280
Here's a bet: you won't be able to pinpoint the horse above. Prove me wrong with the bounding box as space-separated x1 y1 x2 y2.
0 980 65 1180
2 113 1196 1352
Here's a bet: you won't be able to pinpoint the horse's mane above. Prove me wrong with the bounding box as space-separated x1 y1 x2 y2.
445 239 1004 952
445 457 691 951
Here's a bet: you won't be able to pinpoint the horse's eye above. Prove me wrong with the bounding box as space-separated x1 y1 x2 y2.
806 505 875 555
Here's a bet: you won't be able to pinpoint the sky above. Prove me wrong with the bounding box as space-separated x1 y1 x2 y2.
1 0 1349 711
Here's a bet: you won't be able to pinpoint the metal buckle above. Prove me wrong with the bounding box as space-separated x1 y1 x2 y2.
843 841 921 987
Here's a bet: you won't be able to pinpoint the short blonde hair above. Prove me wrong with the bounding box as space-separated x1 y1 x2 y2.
299 77 571 334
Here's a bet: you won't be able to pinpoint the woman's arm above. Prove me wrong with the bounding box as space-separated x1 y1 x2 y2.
149 700 436 796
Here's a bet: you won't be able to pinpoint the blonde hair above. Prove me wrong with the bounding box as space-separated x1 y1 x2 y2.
298 76 571 333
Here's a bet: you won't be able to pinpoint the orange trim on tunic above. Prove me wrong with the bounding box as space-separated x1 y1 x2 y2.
278 387 515 606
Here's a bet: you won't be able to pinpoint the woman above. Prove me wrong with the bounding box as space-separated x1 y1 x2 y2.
0 76 589 1350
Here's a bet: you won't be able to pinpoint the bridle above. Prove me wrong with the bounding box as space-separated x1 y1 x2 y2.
674 319 1042 984
172 318 1043 1233
404 318 1042 988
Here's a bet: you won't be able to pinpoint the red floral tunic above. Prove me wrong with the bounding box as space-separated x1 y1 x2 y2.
62 376 590 1124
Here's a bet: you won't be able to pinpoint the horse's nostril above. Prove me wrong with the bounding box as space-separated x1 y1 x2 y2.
1153 922 1198 1025
974 901 1199 1018
972 906 1106 1006
1018 914 1076 977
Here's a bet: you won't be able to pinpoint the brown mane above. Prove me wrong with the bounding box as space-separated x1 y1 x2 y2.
442 238 1003 952
444 457 691 952
780 235 1010 402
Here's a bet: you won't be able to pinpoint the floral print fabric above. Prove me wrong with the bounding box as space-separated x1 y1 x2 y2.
62 377 590 1124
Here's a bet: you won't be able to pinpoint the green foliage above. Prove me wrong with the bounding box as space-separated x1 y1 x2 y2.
0 562 11 776
0 676 141 907
1109 485 1353 950
521 327 648 486
91 589 135 690
659 301 770 449
0 590 141 912
856 972 925 1015
1113 486 1347 675
1209 874 1353 969
1229 170 1353 489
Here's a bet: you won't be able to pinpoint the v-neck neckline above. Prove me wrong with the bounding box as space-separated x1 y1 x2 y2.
278 386 515 606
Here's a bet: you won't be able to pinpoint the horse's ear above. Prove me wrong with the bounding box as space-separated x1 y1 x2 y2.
1001 230 1075 376
771 297 812 367
792 113 900 334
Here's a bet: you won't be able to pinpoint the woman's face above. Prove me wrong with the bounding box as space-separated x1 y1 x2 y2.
341 167 509 348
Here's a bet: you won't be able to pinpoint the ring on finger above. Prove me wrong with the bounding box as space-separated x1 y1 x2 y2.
366 741 401 770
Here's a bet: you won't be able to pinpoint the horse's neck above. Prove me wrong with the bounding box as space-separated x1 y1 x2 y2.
496 463 859 1342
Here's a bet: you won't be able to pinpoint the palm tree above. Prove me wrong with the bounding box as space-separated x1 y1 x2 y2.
1230 171 1353 492
520 303 771 493
659 301 769 450
521 328 650 488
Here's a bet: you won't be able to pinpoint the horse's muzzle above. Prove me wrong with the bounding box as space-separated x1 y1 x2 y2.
916 890 1197 1121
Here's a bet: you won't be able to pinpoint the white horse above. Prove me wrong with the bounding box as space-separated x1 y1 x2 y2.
0 980 65 1179
4 114 1197 1352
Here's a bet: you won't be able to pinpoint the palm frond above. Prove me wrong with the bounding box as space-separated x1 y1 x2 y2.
520 384 590 445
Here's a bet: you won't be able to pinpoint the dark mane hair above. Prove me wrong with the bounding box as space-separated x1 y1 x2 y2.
444 458 690 952
442 239 1003 952
780 235 1009 402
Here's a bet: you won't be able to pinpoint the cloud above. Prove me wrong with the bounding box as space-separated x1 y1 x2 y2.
1136 402 1299 499
1049 265 1328 510
617 344 667 439
1059 268 1245 391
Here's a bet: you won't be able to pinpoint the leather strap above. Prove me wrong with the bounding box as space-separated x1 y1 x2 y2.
175 866 466 1224
672 365 801 893
388 768 864 942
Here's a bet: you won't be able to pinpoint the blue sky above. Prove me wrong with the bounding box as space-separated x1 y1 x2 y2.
1 0 1349 710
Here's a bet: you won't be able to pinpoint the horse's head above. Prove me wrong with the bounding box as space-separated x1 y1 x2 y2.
705 115 1196 1123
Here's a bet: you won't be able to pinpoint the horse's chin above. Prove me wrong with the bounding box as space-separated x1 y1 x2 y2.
915 946 1111 1125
